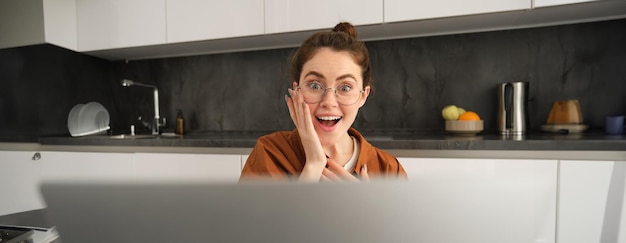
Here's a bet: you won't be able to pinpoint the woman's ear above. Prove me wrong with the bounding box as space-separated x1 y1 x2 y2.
359 86 371 108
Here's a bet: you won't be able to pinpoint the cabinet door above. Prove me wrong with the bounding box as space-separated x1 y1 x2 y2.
534 0 597 8
398 157 557 243
167 0 264 43
0 0 76 50
264 0 383 34
0 151 44 216
77 0 166 51
41 151 135 182
43 0 77 50
134 153 241 182
558 160 626 243
384 0 530 23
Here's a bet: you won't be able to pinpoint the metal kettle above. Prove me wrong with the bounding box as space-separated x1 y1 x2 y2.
497 82 530 135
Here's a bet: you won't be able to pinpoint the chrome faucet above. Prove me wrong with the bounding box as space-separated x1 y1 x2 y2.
121 79 166 135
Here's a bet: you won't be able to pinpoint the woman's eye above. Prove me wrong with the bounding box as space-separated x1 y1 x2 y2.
308 82 323 90
338 84 352 93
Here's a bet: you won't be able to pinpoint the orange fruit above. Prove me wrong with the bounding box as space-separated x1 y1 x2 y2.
458 111 480 120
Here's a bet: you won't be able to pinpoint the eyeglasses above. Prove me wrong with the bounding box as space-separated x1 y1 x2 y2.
297 81 365 106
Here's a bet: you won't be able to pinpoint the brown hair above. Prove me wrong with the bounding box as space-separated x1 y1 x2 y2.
290 22 373 91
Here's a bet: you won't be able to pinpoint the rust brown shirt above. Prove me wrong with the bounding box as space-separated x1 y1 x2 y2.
240 128 407 181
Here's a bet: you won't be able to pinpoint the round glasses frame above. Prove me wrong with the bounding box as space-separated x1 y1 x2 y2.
296 86 365 106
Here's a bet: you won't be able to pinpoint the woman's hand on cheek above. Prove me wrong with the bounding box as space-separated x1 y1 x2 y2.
285 82 328 182
286 82 317 143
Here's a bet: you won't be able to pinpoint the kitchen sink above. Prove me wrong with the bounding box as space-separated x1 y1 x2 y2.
108 134 157 139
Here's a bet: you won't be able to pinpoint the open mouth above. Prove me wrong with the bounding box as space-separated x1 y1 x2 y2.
317 116 342 127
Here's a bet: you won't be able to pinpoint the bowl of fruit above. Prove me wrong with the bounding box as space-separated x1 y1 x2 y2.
442 105 483 135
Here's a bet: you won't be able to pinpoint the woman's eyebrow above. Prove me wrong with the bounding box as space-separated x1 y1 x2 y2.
337 74 357 81
303 71 357 82
303 71 324 79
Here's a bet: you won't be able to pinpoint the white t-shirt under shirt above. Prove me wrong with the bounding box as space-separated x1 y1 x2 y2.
343 136 359 172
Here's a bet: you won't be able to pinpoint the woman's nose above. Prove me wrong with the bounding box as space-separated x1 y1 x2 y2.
319 88 339 105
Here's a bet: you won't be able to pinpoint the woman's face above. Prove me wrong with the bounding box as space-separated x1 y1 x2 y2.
298 47 370 145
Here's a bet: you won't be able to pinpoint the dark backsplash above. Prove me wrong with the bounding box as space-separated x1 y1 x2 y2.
1 19 625 141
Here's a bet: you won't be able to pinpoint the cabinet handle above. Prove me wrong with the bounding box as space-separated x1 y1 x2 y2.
32 152 41 161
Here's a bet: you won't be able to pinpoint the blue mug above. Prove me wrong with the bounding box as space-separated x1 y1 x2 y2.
605 115 625 135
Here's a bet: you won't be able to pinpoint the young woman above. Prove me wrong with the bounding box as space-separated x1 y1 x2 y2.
240 22 406 182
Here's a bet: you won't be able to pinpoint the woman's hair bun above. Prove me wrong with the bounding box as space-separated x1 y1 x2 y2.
332 22 358 39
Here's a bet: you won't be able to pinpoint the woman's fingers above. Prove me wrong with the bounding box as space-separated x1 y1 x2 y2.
319 173 331 182
321 168 339 181
285 94 296 123
288 84 310 131
323 159 360 182
286 87 306 130
360 164 369 181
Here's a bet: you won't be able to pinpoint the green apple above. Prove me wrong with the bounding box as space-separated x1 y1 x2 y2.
457 107 466 115
442 105 460 120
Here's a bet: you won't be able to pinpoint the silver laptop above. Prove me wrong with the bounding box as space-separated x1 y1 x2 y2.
40 180 554 243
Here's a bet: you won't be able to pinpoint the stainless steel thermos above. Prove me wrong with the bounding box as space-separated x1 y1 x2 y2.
497 82 529 135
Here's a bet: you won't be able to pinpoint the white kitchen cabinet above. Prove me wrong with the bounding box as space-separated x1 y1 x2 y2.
0 151 44 216
384 0 530 23
264 0 383 34
76 0 166 51
134 153 241 182
534 0 598 8
40 151 135 182
0 0 77 50
0 150 135 216
398 157 558 243
241 155 248 171
166 0 264 43
557 160 626 243
60 0 623 60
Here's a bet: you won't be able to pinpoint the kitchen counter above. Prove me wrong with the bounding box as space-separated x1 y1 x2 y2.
36 130 626 151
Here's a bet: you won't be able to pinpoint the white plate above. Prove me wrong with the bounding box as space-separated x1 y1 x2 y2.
68 102 110 137
541 124 588 133
67 104 84 134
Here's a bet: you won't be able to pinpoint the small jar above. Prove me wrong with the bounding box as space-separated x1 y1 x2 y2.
175 109 184 135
